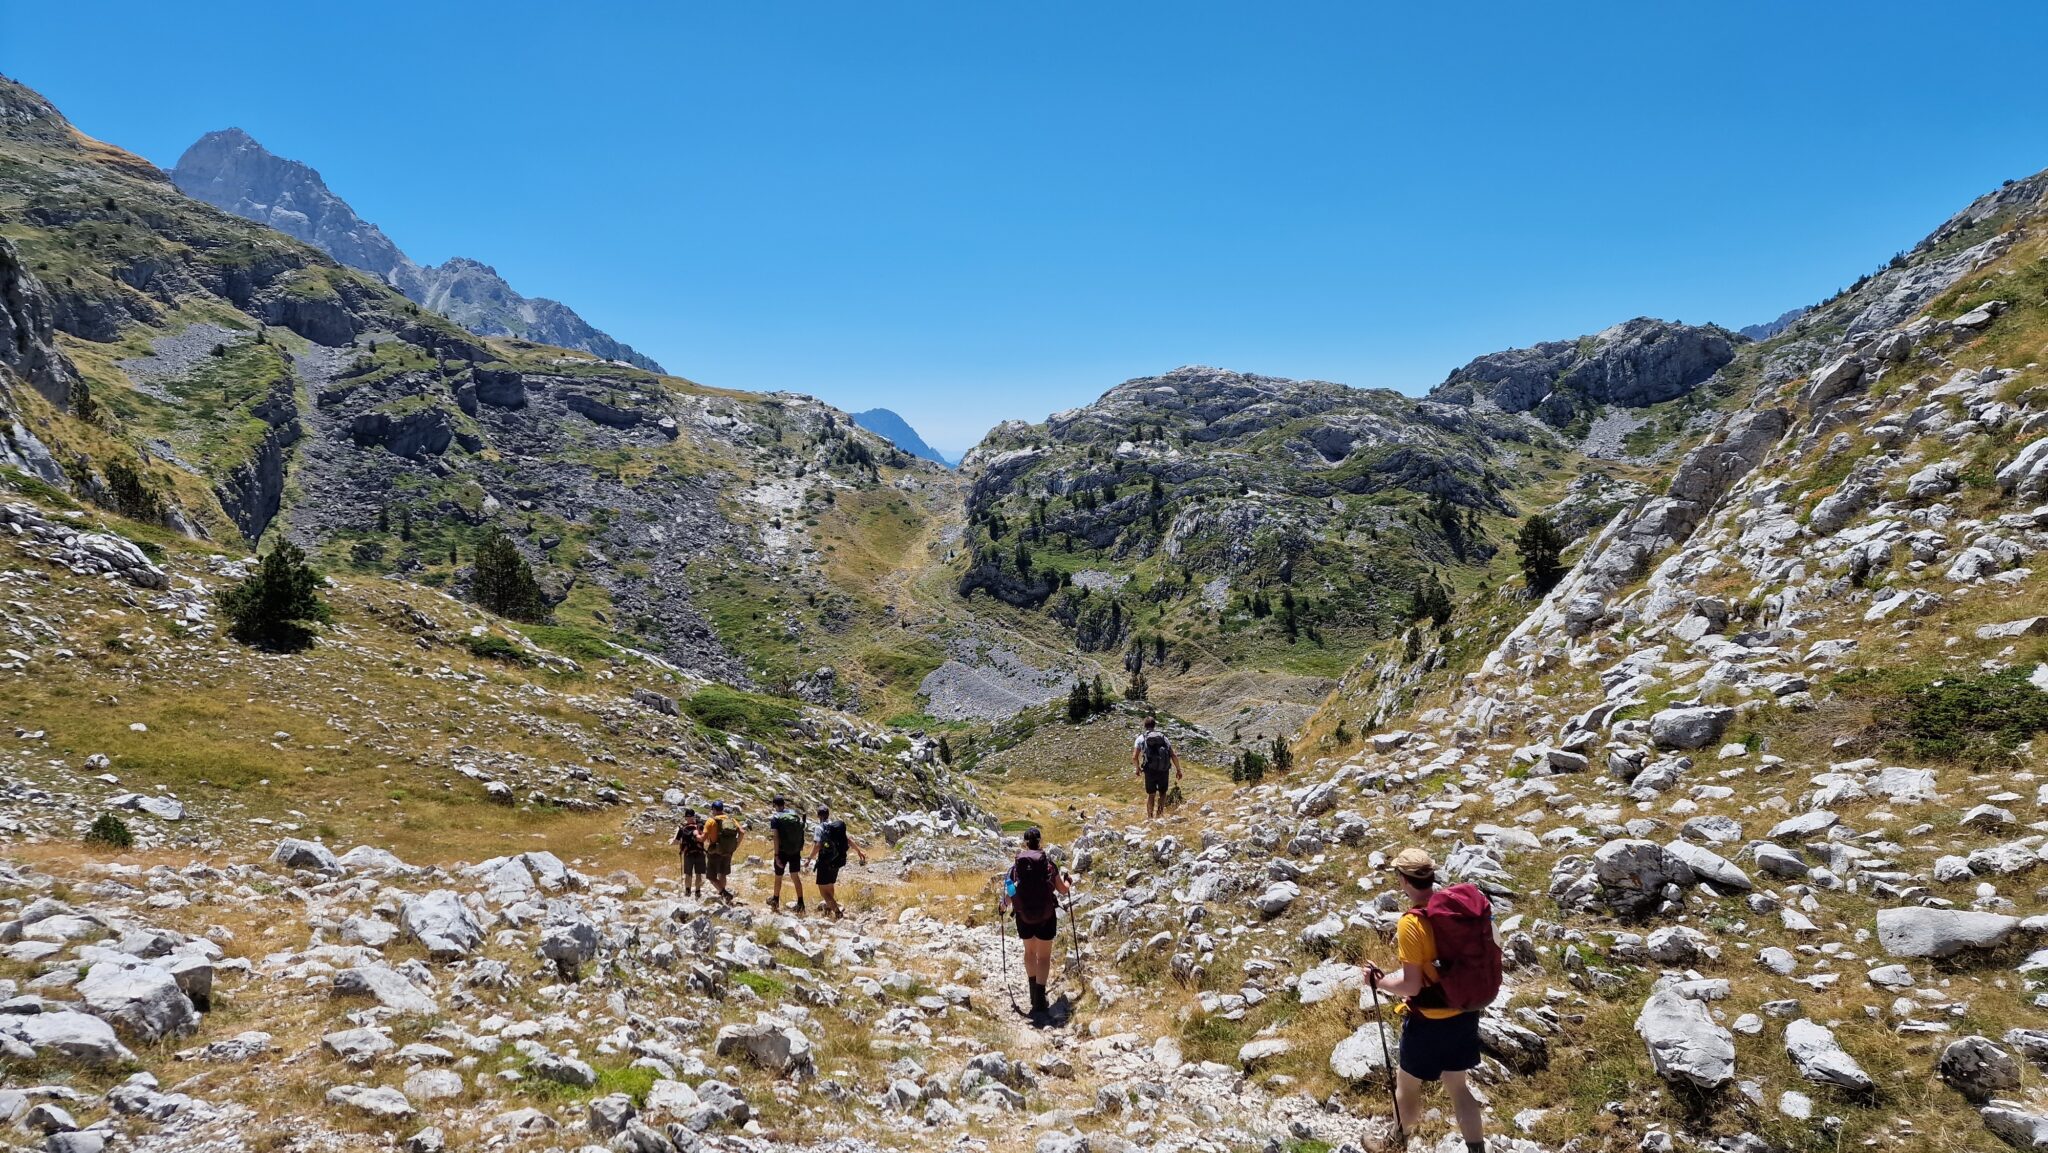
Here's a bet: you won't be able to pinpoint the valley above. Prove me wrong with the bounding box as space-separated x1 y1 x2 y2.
0 66 2044 1153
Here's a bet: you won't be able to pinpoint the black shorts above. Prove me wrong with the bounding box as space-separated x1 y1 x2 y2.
1399 1010 1481 1081
682 852 706 877
816 860 844 886
1015 913 1057 941
773 850 802 876
1144 769 1171 795
707 853 733 880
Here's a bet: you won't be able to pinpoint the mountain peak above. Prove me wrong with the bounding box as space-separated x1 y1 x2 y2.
170 131 665 374
851 408 952 466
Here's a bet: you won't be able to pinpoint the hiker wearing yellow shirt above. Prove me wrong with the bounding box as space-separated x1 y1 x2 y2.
1363 848 1494 1153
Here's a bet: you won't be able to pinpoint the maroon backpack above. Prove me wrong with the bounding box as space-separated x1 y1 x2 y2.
1410 882 1502 1013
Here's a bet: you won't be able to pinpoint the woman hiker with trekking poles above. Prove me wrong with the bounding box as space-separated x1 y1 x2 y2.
1362 847 1498 1153
999 826 1071 1022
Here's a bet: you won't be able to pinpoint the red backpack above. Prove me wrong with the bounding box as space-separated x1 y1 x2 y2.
1411 883 1502 1013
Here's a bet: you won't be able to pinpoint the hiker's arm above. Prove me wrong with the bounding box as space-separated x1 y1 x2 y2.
1368 961 1425 999
1132 744 1142 771
851 836 869 863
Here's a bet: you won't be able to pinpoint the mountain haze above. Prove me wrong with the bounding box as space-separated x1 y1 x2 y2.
171 128 666 373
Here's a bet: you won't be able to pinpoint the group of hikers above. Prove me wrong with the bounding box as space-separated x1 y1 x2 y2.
671 714 1493 1152
670 796 868 919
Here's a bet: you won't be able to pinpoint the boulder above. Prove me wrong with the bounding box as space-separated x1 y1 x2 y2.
1635 984 1735 1089
1785 1019 1872 1092
333 964 438 1015
1877 907 2020 958
1983 1105 2048 1149
270 838 343 875
326 1084 415 1120
530 1052 597 1087
1662 840 1751 891
1649 706 1732 750
1297 962 1362 1006
1997 436 2048 501
0 1010 134 1067
1330 1023 1395 1080
1938 1036 2021 1103
400 891 482 959
76 961 199 1042
1805 355 1865 407
323 1026 395 1066
1593 839 1693 893
1252 881 1299 918
713 1022 814 1076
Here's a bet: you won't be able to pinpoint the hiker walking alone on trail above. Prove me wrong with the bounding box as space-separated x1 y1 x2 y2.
674 807 708 898
701 800 744 905
1363 848 1500 1153
1132 715 1182 821
805 804 867 920
1001 826 1070 1019
767 795 807 914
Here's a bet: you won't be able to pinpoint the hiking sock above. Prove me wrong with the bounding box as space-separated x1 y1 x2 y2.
1466 1143 1484 1153
794 900 805 913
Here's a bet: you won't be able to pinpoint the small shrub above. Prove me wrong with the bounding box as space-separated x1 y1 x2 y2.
84 812 133 849
684 685 796 736
1838 666 2048 769
461 633 532 665
216 541 331 651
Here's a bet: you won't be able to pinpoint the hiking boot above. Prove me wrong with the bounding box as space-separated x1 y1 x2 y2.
1029 980 1049 1014
830 905 844 921
767 896 780 912
793 900 806 914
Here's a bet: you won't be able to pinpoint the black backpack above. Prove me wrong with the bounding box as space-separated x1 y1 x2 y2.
771 811 805 855
820 819 849 867
1141 731 1173 774
1011 849 1056 923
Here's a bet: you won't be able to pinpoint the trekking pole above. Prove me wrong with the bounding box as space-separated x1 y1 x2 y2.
1060 889 1083 979
995 879 1022 1016
1368 979 1403 1144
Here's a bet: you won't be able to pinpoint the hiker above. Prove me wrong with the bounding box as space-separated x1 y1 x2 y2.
1363 848 1499 1153
805 804 868 920
1001 826 1070 1018
767 795 807 914
673 806 707 898
1132 715 1183 821
701 800 744 904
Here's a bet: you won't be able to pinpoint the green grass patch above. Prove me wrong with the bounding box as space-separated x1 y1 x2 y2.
731 971 787 998
685 685 797 737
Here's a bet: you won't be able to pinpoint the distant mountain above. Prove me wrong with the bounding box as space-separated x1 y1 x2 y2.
852 408 952 466
1738 306 1809 341
170 129 665 373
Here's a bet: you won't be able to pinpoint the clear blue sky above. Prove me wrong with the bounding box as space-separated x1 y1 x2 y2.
9 2 2048 457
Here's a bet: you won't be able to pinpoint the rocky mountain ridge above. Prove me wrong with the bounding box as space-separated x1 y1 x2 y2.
170 128 666 373
0 74 953 697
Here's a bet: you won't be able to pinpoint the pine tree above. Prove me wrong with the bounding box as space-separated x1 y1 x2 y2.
1067 680 1091 724
1090 675 1110 715
1516 514 1568 594
937 735 953 765
470 527 548 621
1270 734 1293 774
1124 668 1149 702
215 541 331 652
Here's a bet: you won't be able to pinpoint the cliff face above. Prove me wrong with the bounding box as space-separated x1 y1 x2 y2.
171 131 666 374
1431 317 1743 425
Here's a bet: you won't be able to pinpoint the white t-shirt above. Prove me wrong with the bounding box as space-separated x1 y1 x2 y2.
1135 731 1171 752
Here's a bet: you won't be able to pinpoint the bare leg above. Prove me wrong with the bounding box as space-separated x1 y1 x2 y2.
1394 1069 1424 1142
1441 1070 1484 1144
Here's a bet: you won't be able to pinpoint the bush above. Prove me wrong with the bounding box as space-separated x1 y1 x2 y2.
470 526 548 621
1839 666 2048 768
216 541 331 651
84 812 133 849
461 633 532 665
684 685 796 736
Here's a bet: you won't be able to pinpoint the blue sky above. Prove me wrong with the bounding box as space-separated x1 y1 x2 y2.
9 3 2048 457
